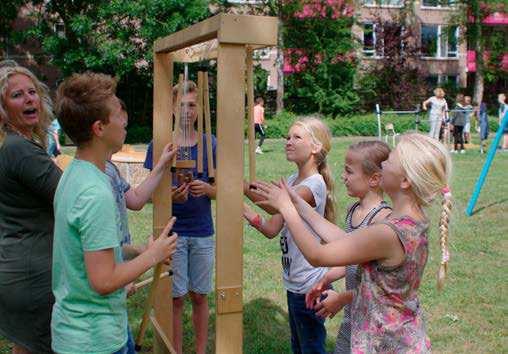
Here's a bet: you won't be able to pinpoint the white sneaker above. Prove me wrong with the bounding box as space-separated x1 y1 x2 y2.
450 149 456 153
255 147 263 154
460 149 465 154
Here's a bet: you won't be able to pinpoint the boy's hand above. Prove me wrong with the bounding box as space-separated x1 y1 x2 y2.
189 180 212 198
126 282 136 297
157 143 178 169
148 217 178 265
172 183 189 203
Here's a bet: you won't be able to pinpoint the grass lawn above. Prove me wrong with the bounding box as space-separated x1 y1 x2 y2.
1 136 507 353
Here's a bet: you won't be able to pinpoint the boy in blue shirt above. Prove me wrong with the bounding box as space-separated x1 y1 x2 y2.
144 80 216 354
52 72 177 354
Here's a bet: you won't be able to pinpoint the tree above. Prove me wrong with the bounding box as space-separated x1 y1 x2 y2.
453 1 507 105
20 0 209 124
280 0 358 116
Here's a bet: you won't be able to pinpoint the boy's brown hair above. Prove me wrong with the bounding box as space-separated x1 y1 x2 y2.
55 72 117 146
172 80 197 100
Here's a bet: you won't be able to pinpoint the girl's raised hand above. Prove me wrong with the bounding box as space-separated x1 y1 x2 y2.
253 179 293 212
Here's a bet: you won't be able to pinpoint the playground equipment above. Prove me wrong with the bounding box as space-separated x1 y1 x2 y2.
136 13 277 354
466 110 508 216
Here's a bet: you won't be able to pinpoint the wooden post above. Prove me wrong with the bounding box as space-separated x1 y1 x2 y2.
151 52 175 354
215 43 245 354
171 74 184 172
197 71 204 176
246 47 256 183
203 72 215 182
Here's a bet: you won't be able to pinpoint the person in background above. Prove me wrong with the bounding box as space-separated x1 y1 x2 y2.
254 97 266 154
47 118 61 157
463 96 473 144
498 93 508 150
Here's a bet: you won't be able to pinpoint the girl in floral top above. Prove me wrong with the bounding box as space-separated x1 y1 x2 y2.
254 133 452 353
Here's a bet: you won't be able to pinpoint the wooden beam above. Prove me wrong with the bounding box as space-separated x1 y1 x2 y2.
246 47 256 183
151 52 174 354
154 14 278 54
203 72 215 182
215 43 245 354
155 14 221 53
218 14 278 47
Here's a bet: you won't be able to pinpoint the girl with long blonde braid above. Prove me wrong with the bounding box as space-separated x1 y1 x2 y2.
255 133 452 353
244 116 335 354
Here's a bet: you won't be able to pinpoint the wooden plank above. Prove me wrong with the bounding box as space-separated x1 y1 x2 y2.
150 315 177 354
218 14 278 47
216 286 243 314
154 14 221 53
172 42 268 63
215 43 245 354
175 160 196 169
246 48 256 183
203 72 215 181
154 14 278 54
197 71 204 175
151 52 174 354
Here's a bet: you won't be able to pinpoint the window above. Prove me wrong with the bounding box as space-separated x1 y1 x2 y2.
363 23 378 57
363 0 404 6
363 23 404 57
364 0 404 6
422 0 456 7
426 75 459 87
421 24 458 58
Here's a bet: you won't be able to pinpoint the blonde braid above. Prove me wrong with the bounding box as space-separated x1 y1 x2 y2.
437 188 452 290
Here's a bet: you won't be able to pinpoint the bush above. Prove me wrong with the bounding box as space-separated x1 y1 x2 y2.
263 111 502 139
126 125 152 144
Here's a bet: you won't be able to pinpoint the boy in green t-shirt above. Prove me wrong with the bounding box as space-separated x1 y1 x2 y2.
52 72 177 354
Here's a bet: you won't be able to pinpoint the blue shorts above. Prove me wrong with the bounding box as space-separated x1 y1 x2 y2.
172 236 214 298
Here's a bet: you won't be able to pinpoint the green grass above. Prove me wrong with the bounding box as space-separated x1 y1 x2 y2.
1 136 507 353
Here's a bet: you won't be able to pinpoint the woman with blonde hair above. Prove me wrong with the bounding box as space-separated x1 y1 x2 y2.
423 87 449 141
255 133 452 353
244 116 335 353
0 65 61 353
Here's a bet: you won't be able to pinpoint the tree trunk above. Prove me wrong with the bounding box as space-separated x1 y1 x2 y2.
276 17 284 113
472 0 484 105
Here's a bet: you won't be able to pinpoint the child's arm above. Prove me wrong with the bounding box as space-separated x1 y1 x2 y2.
243 202 284 239
84 218 177 295
244 183 317 239
126 143 177 210
256 180 404 268
253 180 345 242
314 289 354 319
305 266 345 308
244 180 279 215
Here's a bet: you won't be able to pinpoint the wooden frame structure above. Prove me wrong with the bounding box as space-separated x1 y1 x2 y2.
147 13 277 354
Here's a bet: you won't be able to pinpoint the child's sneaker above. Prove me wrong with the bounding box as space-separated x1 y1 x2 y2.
460 149 465 154
255 146 263 154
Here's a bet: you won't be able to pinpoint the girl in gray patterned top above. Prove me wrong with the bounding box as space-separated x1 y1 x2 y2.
305 140 391 354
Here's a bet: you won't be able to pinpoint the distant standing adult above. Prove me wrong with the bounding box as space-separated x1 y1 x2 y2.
47 118 61 157
254 97 266 154
423 88 448 140
0 66 62 353
498 93 508 150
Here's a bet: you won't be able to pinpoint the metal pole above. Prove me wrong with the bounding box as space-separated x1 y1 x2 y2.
376 104 382 140
466 111 508 216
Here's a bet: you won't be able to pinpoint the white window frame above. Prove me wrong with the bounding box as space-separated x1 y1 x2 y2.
421 0 457 9
363 0 404 8
421 24 459 59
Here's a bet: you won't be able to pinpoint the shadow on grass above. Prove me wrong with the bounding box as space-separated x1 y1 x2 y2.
469 198 508 215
